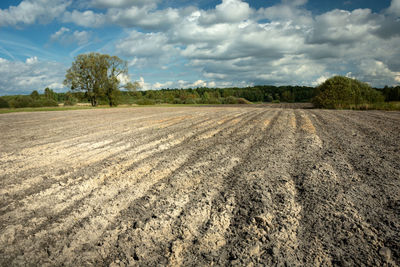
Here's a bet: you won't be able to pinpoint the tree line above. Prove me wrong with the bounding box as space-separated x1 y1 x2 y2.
122 85 315 105
0 85 316 108
381 85 400 102
0 52 398 108
1 82 399 109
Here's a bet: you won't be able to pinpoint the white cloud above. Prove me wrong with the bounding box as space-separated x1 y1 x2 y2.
171 18 238 44
387 0 400 16
257 2 313 25
208 81 217 87
308 9 378 45
0 0 70 27
137 77 151 90
312 75 331 86
116 31 177 68
107 5 180 29
62 10 106 27
72 31 92 45
199 0 252 24
51 27 70 40
51 27 91 45
153 81 174 90
117 73 130 85
0 57 67 95
357 60 400 85
26 56 38 64
192 80 207 87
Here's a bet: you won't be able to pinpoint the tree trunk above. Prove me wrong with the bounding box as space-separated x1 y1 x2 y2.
90 96 97 107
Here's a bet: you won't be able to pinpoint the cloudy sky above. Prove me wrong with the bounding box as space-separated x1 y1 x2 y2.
0 0 400 95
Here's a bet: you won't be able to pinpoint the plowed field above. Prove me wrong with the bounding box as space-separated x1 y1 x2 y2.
0 106 399 266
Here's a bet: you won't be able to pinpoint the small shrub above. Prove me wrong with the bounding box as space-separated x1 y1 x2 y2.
224 96 239 104
39 98 59 107
10 96 35 108
184 98 197 104
172 98 183 104
237 98 252 104
64 99 77 106
136 98 155 105
207 98 222 104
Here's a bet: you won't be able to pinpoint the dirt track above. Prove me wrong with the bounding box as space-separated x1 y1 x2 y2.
0 106 399 266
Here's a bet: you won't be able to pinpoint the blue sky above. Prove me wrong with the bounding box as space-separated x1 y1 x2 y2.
0 0 399 95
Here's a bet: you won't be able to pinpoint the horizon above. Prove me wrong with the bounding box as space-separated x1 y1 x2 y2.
1 0 400 95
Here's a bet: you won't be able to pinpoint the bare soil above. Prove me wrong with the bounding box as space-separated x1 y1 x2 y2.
0 106 399 266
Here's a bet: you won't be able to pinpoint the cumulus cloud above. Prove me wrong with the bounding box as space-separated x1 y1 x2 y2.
107 5 180 29
357 60 400 85
51 27 91 45
307 9 378 45
387 0 400 16
257 1 312 25
0 57 66 95
62 10 107 27
0 0 70 27
116 31 178 68
199 0 252 24
65 0 181 30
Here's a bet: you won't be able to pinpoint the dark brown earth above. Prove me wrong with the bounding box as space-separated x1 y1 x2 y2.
0 106 399 266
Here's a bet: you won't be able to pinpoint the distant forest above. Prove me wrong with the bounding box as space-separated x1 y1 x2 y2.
0 84 399 108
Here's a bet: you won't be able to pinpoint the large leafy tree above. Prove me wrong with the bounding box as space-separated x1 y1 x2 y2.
64 53 130 106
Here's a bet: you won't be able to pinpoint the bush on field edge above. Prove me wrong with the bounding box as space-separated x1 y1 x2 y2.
5 96 59 108
313 76 384 109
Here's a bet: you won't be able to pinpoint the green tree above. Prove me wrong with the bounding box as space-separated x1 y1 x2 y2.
382 85 400 101
265 93 273 102
44 87 57 101
0 97 10 108
64 53 129 107
30 90 40 100
281 90 295 102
